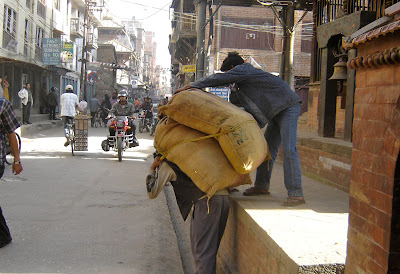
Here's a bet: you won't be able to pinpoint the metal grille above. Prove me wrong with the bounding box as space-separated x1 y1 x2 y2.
311 0 400 82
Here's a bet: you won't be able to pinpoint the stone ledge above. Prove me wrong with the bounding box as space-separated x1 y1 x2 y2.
217 165 349 273
20 120 63 137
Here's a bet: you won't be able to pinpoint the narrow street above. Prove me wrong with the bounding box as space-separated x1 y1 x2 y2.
0 125 184 273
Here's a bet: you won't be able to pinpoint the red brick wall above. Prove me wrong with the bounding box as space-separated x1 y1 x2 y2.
345 34 400 273
217 200 299 273
208 6 312 77
296 136 352 191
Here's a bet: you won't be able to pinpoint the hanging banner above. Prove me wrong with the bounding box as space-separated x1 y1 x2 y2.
62 42 74 63
43 38 61 65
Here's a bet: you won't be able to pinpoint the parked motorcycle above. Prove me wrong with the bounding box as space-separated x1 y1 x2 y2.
138 110 152 133
102 115 138 161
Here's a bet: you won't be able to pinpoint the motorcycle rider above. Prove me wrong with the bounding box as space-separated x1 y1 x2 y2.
104 90 139 149
141 97 153 119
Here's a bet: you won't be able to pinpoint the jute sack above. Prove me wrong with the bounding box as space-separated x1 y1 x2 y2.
154 117 251 198
158 89 270 174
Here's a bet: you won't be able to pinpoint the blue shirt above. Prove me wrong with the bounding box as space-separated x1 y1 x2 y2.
191 63 302 127
0 98 21 166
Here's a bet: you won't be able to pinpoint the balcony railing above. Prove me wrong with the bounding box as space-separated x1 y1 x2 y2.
70 18 84 37
170 13 196 43
2 31 17 52
87 32 98 49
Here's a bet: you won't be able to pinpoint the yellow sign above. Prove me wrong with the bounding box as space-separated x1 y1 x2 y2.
182 65 196 73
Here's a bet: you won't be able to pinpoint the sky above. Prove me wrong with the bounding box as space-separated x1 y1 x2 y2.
107 0 172 70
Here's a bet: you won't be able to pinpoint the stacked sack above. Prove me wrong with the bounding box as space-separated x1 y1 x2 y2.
154 89 270 198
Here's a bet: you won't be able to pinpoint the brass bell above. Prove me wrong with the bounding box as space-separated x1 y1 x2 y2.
329 58 347 81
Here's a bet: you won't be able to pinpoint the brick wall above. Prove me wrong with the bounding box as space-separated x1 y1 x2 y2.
217 200 300 273
296 135 352 192
345 34 400 273
208 6 312 77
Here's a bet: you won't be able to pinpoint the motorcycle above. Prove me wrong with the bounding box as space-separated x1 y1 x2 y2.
149 117 158 136
138 110 152 133
103 115 138 162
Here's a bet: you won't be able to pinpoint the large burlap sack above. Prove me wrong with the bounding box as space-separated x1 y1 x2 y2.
154 117 251 198
158 89 270 174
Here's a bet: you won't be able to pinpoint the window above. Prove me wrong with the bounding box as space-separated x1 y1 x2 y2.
37 0 46 18
36 26 44 48
301 22 313 53
54 0 60 10
3 6 17 35
26 0 31 8
221 17 275 50
25 19 30 41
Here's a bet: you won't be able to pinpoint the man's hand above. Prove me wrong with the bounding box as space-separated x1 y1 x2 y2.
173 85 191 95
12 162 23 175
150 156 162 170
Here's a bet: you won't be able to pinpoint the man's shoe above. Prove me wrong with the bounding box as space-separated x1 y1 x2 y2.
26 121 32 124
243 187 270 196
0 239 12 248
283 197 306 207
64 141 70 147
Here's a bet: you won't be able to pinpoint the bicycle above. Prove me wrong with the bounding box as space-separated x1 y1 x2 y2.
5 131 21 165
65 117 75 156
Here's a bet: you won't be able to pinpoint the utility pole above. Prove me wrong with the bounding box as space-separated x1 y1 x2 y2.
279 3 295 90
195 0 207 80
79 0 89 101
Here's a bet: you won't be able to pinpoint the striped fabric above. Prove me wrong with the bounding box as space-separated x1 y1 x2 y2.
0 98 21 166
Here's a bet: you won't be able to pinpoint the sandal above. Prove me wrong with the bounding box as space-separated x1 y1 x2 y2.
243 187 270 196
283 197 306 207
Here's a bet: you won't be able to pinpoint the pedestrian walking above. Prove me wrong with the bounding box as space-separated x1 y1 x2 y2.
175 52 305 206
18 83 33 124
89 96 100 127
48 87 59 120
146 155 230 274
0 97 23 248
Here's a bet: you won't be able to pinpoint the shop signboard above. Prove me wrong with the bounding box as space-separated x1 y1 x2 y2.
43 38 61 65
209 87 230 101
62 42 74 63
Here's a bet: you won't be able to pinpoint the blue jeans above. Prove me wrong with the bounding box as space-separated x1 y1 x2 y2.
254 103 303 197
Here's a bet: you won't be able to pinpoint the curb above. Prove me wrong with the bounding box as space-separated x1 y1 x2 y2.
20 120 63 137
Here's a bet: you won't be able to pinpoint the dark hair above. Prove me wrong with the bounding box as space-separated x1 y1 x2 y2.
220 52 244 72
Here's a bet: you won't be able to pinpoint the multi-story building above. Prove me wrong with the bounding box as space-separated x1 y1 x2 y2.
0 0 103 116
169 1 312 113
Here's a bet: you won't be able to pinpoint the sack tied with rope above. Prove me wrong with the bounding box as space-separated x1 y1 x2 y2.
154 117 251 198
158 89 270 174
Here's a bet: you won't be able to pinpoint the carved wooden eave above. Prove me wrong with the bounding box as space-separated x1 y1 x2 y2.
343 2 400 70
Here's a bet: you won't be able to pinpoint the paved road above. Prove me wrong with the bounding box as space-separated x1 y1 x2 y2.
0 126 184 273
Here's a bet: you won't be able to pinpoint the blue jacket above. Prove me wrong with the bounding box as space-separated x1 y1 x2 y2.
190 63 301 127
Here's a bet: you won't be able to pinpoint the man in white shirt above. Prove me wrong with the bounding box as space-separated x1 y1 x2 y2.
18 83 33 124
60 85 79 147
